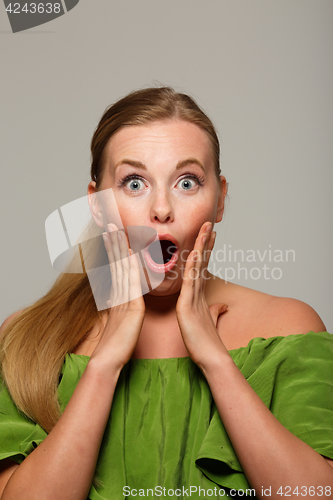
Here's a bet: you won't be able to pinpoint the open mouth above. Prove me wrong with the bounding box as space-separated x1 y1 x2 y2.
143 237 179 274
148 240 177 264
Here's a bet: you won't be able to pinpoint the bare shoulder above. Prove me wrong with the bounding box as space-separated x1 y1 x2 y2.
0 458 19 497
262 295 326 337
206 276 326 349
0 310 24 337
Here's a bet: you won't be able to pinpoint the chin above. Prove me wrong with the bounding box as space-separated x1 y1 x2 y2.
147 273 182 296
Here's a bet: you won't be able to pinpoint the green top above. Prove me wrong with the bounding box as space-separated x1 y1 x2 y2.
0 331 333 499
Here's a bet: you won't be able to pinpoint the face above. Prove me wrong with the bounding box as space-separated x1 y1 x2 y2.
88 119 226 295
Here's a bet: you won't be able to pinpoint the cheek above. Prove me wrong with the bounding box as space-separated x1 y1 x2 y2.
179 201 216 240
181 198 216 224
113 199 147 228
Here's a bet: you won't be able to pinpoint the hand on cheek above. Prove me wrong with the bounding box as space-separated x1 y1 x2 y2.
91 223 145 372
176 222 228 369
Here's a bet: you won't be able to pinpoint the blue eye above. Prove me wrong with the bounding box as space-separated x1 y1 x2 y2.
178 175 204 190
117 175 145 191
128 179 144 191
179 178 194 190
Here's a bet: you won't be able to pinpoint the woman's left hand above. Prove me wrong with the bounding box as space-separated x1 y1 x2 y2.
176 222 228 370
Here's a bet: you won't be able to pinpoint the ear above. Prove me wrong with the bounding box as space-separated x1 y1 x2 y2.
87 181 104 228
215 176 228 223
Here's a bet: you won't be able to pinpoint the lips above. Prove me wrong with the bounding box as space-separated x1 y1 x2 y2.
143 234 179 274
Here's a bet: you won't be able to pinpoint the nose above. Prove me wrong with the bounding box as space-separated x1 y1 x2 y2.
150 189 174 223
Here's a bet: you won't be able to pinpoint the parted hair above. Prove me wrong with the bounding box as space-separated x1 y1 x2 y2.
0 86 221 433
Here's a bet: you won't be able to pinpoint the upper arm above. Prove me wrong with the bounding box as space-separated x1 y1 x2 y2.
0 459 19 497
0 312 24 496
270 301 332 468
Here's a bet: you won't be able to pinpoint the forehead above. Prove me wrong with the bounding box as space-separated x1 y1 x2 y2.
104 120 213 166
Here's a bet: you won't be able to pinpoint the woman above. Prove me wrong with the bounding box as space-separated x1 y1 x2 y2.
0 87 332 499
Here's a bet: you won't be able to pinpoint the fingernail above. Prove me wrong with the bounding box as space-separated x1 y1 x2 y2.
107 223 114 232
102 232 108 243
117 232 122 242
206 222 212 233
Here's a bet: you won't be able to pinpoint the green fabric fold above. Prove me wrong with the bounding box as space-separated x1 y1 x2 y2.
0 379 47 463
195 332 333 491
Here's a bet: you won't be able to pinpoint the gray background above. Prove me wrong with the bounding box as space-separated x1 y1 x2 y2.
1 0 332 330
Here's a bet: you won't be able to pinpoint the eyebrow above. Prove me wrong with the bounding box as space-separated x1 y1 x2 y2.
114 158 206 173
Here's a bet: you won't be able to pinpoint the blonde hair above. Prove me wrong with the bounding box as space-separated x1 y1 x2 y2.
0 86 221 433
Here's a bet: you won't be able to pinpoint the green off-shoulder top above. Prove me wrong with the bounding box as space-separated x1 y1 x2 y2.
0 331 333 499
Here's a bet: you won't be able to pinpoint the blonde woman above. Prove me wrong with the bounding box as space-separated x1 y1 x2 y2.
0 87 332 500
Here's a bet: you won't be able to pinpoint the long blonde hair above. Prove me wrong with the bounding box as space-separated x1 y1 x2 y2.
0 86 221 433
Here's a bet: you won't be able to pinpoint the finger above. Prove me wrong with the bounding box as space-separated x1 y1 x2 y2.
109 225 123 303
209 303 228 327
118 230 130 294
200 226 212 268
192 224 212 298
202 231 216 278
122 229 131 250
103 231 118 301
107 223 125 305
180 222 212 304
183 225 208 304
128 249 143 302
192 247 203 301
201 222 215 276
192 222 211 262
118 229 130 259
199 221 212 238
107 223 121 262
178 249 197 306
197 222 212 258
102 231 115 263
117 231 129 304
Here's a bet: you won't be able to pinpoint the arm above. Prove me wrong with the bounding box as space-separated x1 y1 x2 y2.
1 356 121 500
204 350 333 498
176 222 333 500
0 226 145 500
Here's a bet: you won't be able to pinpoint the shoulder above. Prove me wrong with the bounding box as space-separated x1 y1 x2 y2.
262 296 326 337
0 310 24 338
207 276 326 348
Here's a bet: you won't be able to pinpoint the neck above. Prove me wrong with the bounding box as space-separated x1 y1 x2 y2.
144 290 180 316
143 271 218 316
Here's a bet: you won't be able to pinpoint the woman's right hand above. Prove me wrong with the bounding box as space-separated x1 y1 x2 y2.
89 223 145 373
0 224 146 500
